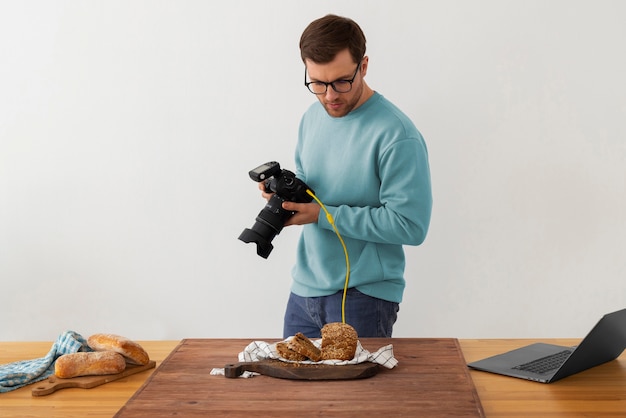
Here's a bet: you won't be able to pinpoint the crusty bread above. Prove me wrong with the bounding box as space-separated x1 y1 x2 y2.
320 322 358 361
276 341 307 361
287 332 322 361
87 334 150 365
54 351 126 378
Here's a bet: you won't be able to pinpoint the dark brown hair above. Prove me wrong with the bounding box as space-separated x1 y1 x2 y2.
299 14 366 64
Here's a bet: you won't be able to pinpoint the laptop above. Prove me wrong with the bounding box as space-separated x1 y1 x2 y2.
467 308 626 383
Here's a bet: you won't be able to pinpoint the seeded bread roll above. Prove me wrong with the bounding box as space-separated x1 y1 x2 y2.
276 341 307 361
320 322 358 361
55 351 126 378
87 334 150 365
287 332 322 361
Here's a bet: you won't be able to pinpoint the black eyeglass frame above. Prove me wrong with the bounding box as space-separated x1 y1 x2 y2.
304 60 362 95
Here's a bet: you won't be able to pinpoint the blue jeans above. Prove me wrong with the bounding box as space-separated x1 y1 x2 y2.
283 289 399 339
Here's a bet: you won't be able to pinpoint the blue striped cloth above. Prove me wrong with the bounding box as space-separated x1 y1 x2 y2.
0 330 91 393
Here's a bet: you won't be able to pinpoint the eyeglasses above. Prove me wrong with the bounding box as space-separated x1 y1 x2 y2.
304 60 362 95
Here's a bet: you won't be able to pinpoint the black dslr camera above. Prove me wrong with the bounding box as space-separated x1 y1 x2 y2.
238 161 314 258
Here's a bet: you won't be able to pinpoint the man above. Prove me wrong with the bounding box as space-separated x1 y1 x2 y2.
262 14 432 338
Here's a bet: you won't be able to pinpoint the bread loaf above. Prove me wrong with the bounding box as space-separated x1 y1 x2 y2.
54 351 126 378
287 332 322 361
320 322 358 361
276 341 307 361
87 333 150 365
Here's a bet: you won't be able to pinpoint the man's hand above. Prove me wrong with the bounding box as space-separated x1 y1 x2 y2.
258 182 320 226
258 181 273 201
282 201 320 226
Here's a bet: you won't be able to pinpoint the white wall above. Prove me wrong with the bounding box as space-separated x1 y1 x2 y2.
1 1 625 342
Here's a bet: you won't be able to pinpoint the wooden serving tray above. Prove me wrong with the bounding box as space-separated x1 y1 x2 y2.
32 360 156 396
224 359 379 380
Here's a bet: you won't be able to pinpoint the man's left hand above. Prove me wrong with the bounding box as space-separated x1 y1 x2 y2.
282 201 320 226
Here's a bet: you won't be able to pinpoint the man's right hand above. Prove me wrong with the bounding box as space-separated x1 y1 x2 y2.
258 181 273 202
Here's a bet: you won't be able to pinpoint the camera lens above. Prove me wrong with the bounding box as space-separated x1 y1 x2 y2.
238 228 274 258
238 195 293 258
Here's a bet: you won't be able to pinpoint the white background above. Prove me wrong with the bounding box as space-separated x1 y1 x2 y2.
1 1 625 341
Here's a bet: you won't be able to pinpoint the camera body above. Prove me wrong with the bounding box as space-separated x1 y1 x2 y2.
238 161 314 258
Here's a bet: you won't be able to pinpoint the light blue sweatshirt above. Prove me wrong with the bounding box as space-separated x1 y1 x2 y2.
292 92 432 303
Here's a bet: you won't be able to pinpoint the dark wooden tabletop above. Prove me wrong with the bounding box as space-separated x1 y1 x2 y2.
114 338 484 418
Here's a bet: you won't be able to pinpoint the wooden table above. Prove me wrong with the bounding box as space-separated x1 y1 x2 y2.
1 339 625 417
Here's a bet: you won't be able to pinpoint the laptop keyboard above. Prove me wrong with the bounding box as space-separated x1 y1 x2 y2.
512 350 573 374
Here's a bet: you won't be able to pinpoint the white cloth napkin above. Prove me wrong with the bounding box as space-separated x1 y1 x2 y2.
211 337 397 378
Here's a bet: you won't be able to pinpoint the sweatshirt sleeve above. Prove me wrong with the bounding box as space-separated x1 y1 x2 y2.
317 136 432 246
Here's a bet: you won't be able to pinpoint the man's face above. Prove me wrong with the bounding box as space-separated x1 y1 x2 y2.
305 49 368 118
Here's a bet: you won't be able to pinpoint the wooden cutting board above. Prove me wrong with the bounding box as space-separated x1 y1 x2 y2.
32 360 156 396
224 359 379 380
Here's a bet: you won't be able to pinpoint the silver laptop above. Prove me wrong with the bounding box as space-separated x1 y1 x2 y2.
467 308 626 383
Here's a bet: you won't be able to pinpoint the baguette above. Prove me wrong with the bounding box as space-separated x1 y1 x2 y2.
87 333 150 365
55 351 126 378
